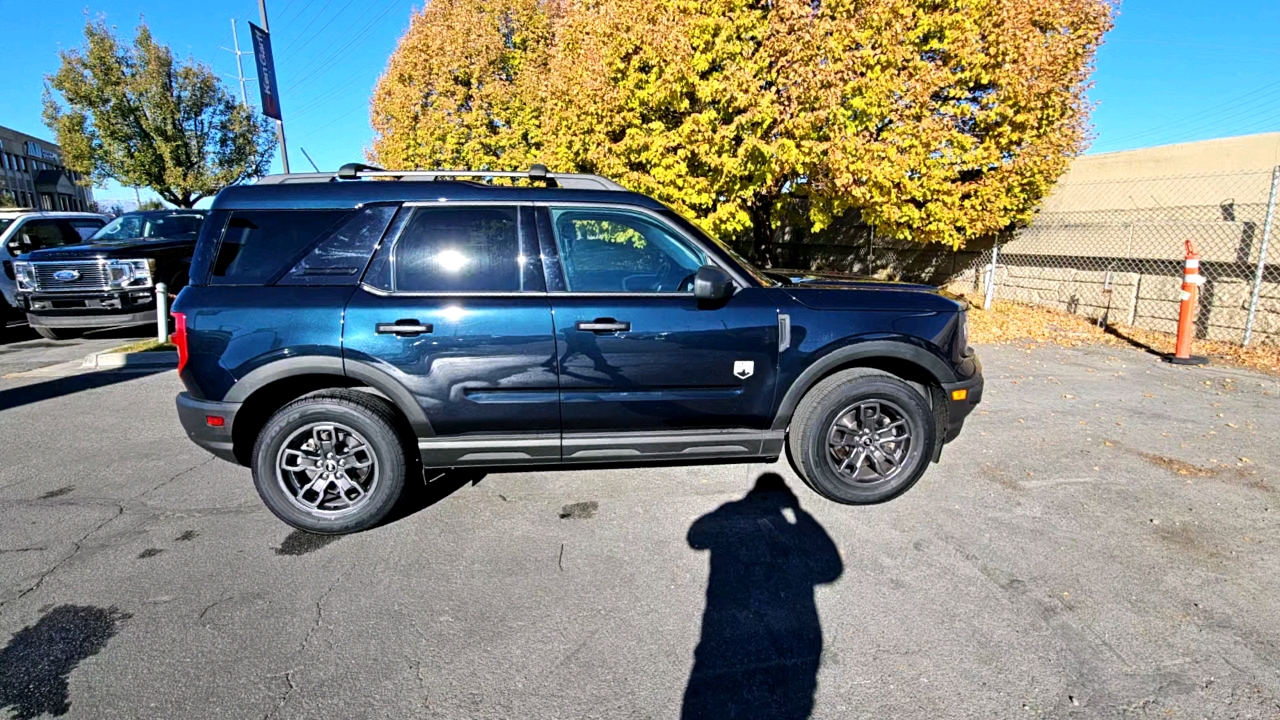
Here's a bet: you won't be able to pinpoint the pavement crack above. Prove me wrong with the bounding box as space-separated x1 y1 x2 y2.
263 668 301 720
197 595 233 624
138 455 216 499
300 571 347 654
0 501 125 613
260 571 349 719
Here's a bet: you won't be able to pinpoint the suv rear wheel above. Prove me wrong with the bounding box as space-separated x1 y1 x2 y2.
787 368 936 505
252 390 408 534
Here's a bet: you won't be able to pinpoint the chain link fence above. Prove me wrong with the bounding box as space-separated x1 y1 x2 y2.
766 168 1280 347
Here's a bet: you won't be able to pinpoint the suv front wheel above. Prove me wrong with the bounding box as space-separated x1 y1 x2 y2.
787 368 936 505
252 390 409 534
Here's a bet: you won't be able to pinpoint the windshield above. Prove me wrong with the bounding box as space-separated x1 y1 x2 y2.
656 209 779 287
0 219 13 237
90 213 204 243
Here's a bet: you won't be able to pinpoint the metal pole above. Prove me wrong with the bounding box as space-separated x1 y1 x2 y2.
983 243 999 310
258 0 290 174
231 19 248 106
155 282 168 343
1244 165 1279 346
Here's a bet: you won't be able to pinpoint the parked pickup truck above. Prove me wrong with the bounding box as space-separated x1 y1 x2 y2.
0 209 108 340
12 210 206 339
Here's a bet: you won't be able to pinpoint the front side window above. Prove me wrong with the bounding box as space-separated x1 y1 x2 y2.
391 206 532 293
6 219 80 255
550 208 705 293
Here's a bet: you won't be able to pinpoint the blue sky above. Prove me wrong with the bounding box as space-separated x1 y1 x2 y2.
0 0 1278 204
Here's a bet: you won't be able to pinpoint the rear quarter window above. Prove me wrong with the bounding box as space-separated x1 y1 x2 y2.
209 210 351 286
188 210 229 286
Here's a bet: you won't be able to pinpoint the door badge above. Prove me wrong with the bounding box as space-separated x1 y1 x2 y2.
733 361 754 380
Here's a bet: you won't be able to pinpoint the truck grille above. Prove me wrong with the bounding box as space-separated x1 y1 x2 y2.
31 261 111 292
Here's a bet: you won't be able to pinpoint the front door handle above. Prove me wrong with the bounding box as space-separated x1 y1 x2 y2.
376 320 433 337
576 319 631 333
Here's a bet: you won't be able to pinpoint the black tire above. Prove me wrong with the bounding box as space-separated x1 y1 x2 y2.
34 326 83 341
786 368 936 505
252 390 409 534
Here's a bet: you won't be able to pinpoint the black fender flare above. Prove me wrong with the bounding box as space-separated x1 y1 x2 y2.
770 339 957 432
224 355 434 437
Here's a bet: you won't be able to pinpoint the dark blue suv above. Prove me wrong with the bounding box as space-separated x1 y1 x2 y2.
173 164 982 534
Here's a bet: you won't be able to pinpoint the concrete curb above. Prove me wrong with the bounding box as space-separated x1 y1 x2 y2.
82 350 178 370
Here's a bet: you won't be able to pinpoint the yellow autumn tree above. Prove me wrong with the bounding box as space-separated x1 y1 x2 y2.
798 0 1115 247
369 0 561 171
370 0 1113 259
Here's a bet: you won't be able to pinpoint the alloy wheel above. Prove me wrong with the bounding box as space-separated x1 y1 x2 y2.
826 399 913 484
276 422 380 515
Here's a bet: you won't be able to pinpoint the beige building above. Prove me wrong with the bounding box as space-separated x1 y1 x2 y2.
0 124 96 211
981 132 1280 345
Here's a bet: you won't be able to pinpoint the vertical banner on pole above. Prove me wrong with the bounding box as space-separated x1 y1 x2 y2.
248 22 282 121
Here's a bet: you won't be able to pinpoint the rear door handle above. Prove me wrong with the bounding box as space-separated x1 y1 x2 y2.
576 319 631 333
376 320 433 337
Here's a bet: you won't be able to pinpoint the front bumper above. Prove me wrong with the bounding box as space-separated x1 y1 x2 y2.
22 289 159 329
940 353 984 444
176 393 241 464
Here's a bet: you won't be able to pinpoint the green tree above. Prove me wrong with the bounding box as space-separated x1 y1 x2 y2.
370 0 1113 261
44 17 276 208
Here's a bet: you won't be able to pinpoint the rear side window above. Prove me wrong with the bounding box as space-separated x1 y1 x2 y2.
279 205 398 286
68 219 105 241
388 206 538 293
147 214 203 240
210 210 349 285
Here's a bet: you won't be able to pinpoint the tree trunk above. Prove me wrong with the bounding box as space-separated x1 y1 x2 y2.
749 197 775 268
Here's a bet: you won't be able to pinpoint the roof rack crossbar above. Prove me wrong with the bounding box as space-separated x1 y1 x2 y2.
256 163 625 191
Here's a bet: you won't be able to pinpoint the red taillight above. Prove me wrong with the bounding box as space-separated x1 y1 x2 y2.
171 311 189 373
206 415 225 427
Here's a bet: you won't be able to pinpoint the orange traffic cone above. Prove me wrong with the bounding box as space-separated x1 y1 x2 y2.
1169 240 1208 366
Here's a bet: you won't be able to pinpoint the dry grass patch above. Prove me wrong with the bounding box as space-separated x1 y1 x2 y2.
960 295 1280 376
107 339 175 354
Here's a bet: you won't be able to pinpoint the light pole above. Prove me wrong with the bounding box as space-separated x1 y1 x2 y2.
230 19 250 106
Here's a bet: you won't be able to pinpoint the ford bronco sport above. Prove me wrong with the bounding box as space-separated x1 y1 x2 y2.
173 164 983 534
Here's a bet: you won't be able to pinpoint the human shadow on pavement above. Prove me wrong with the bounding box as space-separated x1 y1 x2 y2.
682 473 843 720
0 604 131 719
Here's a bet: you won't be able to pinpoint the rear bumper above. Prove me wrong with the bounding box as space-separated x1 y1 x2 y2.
940 354 984 444
176 392 241 464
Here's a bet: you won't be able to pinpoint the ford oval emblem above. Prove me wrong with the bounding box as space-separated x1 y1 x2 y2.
53 270 81 282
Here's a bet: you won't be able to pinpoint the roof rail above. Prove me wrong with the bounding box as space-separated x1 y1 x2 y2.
254 163 627 191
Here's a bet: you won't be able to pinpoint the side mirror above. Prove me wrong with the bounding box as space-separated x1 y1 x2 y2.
693 264 734 302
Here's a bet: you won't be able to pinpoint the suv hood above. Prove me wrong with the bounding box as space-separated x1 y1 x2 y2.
771 269 966 312
22 236 196 261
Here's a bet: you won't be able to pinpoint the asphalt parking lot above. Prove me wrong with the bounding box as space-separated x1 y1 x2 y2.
0 337 1277 719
